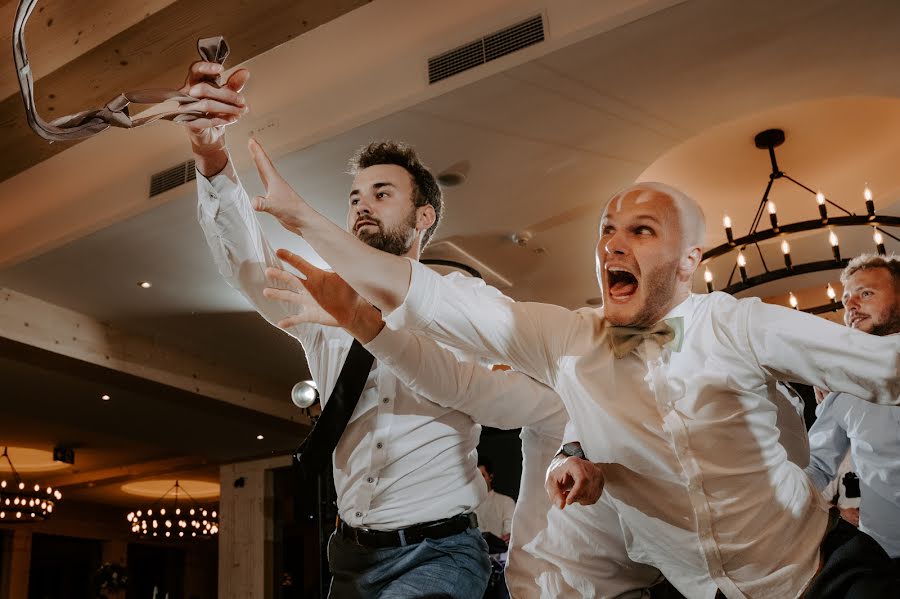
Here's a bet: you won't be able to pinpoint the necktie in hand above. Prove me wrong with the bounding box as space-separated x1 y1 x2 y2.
607 317 684 358
14 0 229 142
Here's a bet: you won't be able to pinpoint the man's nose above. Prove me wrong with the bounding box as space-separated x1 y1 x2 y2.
604 231 629 255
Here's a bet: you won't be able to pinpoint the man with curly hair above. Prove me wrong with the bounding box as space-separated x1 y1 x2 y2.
806 254 900 561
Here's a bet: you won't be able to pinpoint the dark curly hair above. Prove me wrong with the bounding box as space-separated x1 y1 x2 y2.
348 141 443 248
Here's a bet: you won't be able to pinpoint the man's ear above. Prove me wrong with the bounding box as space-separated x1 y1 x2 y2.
678 246 702 281
416 204 436 233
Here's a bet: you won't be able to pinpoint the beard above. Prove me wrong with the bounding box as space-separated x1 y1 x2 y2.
355 209 418 256
628 256 680 328
868 304 900 336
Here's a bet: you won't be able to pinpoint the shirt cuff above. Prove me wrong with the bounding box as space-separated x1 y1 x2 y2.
196 155 241 219
363 325 410 367
383 259 441 332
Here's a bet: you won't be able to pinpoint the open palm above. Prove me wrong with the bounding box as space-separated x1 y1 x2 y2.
263 249 373 331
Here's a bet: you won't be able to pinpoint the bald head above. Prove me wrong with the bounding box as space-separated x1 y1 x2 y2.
603 182 707 251
596 182 706 326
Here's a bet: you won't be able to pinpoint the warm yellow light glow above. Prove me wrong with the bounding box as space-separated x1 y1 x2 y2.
829 231 839 247
121 479 220 499
864 186 873 201
737 252 746 267
723 215 732 228
874 230 884 244
0 448 70 473
781 240 790 254
816 192 825 205
767 201 777 214
704 268 713 283
827 284 836 300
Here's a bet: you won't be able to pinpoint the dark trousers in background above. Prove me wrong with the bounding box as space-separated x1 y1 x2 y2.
655 510 898 599
804 515 899 599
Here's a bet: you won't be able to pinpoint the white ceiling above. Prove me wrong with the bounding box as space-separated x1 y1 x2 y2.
2 0 899 506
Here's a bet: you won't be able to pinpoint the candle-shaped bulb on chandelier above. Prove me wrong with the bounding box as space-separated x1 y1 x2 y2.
816 192 827 220
864 186 875 218
874 229 886 255
781 239 792 269
767 201 778 230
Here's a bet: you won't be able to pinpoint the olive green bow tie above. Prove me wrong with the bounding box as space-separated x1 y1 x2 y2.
607 316 685 359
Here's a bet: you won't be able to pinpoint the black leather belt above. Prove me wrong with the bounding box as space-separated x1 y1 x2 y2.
337 512 479 548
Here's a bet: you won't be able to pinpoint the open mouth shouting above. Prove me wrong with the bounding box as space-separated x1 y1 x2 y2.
606 264 640 303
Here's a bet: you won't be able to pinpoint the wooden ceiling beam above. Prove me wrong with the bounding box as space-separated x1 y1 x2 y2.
0 287 308 424
0 0 368 182
0 0 180 100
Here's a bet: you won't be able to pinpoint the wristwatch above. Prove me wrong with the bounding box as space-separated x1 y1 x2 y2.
557 442 586 460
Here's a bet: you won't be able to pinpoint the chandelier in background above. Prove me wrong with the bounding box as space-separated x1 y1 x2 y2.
701 129 900 313
0 446 62 522
126 480 218 540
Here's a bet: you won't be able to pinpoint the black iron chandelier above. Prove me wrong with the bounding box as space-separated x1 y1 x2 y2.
700 128 900 313
0 446 62 522
126 480 218 540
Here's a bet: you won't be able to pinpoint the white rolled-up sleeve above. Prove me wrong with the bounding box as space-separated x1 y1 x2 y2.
805 393 851 490
364 325 565 432
196 161 318 346
744 299 900 405
383 260 583 387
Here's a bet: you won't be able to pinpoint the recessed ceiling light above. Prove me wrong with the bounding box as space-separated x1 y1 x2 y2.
137 281 152 289
256 434 264 440
101 394 111 401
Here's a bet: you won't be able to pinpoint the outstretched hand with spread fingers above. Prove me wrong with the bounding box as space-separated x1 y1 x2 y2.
249 138 311 235
263 249 383 342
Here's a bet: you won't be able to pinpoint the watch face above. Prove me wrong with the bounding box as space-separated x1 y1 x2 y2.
561 442 586 460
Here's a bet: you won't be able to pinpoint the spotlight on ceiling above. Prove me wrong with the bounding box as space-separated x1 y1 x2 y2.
291 380 319 409
137 281 152 289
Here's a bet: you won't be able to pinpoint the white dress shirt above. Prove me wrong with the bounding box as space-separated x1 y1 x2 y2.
196 166 485 529
366 326 662 598
806 391 900 557
475 490 516 539
384 260 900 599
773 383 810 468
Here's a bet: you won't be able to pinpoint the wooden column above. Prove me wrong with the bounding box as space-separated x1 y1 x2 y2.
217 455 290 599
1 528 32 599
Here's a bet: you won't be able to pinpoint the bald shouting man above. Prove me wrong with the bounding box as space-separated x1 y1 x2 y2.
245 138 899 598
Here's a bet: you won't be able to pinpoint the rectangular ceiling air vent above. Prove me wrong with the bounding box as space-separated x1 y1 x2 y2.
428 14 545 84
149 159 196 197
